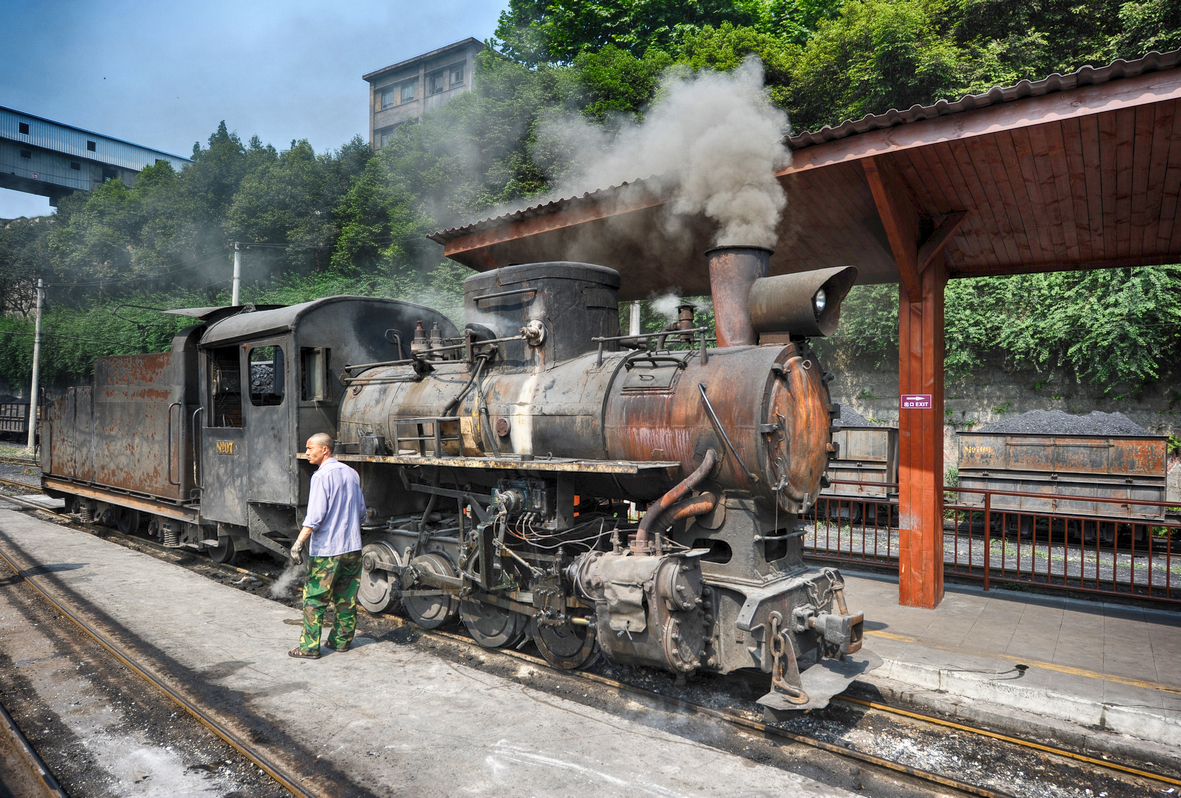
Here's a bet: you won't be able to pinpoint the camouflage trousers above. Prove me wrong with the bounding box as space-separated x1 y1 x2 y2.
298 551 363 653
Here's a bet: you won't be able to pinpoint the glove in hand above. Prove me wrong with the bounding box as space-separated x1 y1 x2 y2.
290 539 306 566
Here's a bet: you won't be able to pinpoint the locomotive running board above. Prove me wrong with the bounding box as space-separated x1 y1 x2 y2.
325 452 681 475
758 649 882 719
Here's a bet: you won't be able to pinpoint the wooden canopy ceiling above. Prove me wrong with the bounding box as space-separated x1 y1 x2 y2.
430 52 1181 302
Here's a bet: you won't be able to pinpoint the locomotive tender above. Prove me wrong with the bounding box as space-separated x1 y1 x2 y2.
41 247 864 708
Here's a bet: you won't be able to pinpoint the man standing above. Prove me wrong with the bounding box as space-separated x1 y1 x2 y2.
289 433 366 659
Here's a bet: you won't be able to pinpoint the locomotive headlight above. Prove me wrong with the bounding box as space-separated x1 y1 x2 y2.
813 288 827 316
747 265 858 338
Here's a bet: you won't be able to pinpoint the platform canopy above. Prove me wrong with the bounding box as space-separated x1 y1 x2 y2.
430 50 1181 302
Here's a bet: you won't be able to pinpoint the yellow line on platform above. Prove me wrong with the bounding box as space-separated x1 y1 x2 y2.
865 629 1181 695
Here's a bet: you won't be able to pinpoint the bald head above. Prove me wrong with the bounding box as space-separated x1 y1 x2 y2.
305 433 335 466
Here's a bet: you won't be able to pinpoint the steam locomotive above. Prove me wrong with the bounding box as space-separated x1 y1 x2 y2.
41 247 864 709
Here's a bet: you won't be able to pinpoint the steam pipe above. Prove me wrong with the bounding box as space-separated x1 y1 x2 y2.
633 448 718 551
642 493 718 543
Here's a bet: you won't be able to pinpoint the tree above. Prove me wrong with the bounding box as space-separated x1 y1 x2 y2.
493 0 769 65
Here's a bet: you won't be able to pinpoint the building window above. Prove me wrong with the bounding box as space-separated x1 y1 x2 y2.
400 81 415 103
450 64 464 86
20 150 31 159
429 71 445 94
18 122 29 135
380 87 395 109
87 140 96 151
70 162 81 170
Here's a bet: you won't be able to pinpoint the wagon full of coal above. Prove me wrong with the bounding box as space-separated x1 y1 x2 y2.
956 423 1168 545
818 413 897 525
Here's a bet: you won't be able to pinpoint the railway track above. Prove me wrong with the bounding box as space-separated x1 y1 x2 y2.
0 697 68 798
2 478 1177 797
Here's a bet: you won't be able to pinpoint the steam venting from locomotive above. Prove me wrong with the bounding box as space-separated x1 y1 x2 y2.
535 57 791 248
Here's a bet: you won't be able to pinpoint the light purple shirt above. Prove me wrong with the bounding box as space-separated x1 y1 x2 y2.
303 457 365 557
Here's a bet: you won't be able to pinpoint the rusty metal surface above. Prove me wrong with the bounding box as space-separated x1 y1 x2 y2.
822 427 898 500
91 352 186 500
40 477 200 523
604 343 832 513
748 267 859 338
706 247 769 348
957 432 1167 520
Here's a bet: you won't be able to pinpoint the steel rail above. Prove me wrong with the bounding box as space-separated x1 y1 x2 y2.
387 618 1014 798
836 695 1181 788
0 698 68 798
0 483 275 585
0 535 308 796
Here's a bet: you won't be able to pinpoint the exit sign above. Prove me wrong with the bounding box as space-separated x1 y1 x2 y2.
900 394 933 409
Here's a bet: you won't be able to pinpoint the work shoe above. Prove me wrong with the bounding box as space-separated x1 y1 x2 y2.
288 646 320 659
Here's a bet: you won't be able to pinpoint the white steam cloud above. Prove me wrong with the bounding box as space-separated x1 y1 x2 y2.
535 57 792 248
649 291 684 323
269 561 306 600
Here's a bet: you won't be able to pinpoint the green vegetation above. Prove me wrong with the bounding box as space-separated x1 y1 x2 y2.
1 0 1178 393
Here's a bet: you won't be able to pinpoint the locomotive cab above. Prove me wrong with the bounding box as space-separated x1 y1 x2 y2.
191 297 457 562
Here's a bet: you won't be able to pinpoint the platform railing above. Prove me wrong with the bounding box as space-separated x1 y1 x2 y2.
805 479 1180 606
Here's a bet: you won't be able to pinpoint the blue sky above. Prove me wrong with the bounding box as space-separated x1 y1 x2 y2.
0 0 505 218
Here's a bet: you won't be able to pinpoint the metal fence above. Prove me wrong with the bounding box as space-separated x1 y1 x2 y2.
806 479 1180 606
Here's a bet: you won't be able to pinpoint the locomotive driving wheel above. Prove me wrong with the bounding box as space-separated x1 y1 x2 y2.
530 616 599 670
358 541 402 614
403 553 459 628
461 598 529 649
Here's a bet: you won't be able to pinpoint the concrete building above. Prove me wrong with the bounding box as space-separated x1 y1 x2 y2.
0 106 190 207
363 38 484 149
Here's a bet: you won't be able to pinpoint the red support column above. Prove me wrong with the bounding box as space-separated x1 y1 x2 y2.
897 253 946 608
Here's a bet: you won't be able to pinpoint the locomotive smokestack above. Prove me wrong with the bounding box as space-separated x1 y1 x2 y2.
706 246 770 347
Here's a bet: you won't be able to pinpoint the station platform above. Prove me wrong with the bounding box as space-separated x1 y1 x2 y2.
842 570 1181 768
0 494 1178 794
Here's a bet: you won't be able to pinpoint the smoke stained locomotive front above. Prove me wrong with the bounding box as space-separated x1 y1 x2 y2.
337 253 865 707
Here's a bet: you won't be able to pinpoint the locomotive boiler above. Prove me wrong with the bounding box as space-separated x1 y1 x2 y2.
336 248 864 709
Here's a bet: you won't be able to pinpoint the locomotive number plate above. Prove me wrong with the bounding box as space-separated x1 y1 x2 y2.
215 441 237 455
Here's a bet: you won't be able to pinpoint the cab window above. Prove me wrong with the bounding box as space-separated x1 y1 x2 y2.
248 345 285 407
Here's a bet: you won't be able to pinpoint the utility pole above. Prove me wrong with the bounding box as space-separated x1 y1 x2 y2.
232 243 241 306
26 278 43 453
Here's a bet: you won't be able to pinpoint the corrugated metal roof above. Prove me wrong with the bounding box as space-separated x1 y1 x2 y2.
430 48 1181 243
0 106 191 172
426 179 657 244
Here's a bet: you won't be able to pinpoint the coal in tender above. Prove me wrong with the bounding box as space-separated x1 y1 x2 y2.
834 405 880 428
250 363 274 395
975 409 1151 436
